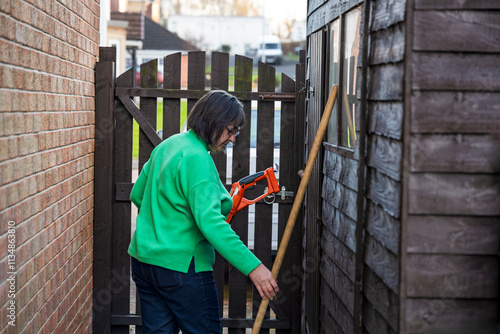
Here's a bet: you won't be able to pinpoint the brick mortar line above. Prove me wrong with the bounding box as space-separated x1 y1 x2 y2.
0 125 95 144
0 30 97 74
0 133 95 166
0 41 98 73
36 239 93 332
15 211 93 294
0 164 94 223
0 62 97 88
0 185 93 264
0 161 94 217
49 253 94 333
0 212 93 314
0 141 94 186
11 191 94 251
0 111 95 132
52 0 101 29
69 291 93 334
0 136 94 167
16 234 94 330
6 0 101 30
2 4 100 57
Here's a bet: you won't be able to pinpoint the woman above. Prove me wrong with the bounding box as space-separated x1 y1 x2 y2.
128 90 279 333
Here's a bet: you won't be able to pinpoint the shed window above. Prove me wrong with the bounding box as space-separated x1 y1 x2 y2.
327 5 361 150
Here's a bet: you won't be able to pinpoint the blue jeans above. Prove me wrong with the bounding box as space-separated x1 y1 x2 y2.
131 257 221 333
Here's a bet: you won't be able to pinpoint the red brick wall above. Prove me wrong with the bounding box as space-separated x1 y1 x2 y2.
0 0 99 332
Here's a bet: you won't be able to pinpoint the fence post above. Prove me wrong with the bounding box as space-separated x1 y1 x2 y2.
93 46 116 333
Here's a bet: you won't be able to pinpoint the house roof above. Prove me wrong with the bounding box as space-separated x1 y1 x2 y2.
143 16 198 51
110 12 144 40
110 11 198 51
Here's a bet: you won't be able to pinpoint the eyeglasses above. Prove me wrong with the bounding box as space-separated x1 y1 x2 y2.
226 126 240 137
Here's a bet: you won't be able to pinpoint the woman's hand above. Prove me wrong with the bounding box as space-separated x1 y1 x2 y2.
248 264 279 300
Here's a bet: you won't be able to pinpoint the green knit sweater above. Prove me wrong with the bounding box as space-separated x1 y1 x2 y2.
128 129 261 275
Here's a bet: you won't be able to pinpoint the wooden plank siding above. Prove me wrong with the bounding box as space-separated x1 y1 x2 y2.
308 0 500 333
363 0 407 333
403 0 500 332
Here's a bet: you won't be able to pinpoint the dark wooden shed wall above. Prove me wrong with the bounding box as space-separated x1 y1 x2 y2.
362 0 406 333
403 0 500 332
307 0 500 333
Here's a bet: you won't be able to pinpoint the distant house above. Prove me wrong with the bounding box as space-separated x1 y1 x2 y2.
167 15 267 56
110 12 198 78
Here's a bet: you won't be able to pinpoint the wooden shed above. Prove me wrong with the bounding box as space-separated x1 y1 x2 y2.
303 0 500 333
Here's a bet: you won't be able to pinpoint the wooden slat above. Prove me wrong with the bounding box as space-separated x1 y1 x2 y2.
226 53 250 332
111 66 134 334
363 234 399 294
410 91 500 134
307 0 327 16
407 215 499 255
368 102 403 140
406 254 498 298
93 51 116 333
305 31 326 334
253 61 275 324
211 52 229 183
409 173 500 216
187 51 206 114
366 168 401 218
323 150 358 191
306 0 364 35
322 200 356 253
320 256 355 316
363 267 399 331
371 0 406 31
362 297 397 334
319 306 344 334
208 52 230 320
211 51 229 91
370 23 405 65
367 134 402 181
412 53 500 91
163 52 181 139
365 201 400 256
415 0 500 9
277 72 301 334
322 175 357 221
413 10 500 53
405 299 497 333
410 134 500 173
322 228 355 281
117 96 161 147
139 59 158 171
320 280 354 334
368 63 404 101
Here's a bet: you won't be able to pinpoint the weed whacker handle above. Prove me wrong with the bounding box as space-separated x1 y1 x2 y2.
226 166 280 223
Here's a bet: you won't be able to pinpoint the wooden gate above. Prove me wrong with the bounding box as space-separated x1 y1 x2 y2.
93 47 306 333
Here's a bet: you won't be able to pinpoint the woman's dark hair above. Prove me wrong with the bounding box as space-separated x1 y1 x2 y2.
187 90 245 145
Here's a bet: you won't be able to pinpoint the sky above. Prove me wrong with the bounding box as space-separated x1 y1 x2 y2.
258 0 307 36
261 0 307 22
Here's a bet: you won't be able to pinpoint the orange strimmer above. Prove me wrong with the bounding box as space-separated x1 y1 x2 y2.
226 165 281 223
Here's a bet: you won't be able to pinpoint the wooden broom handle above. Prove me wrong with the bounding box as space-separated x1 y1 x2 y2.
251 85 338 333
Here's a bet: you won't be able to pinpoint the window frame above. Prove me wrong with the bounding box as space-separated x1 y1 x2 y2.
324 5 362 160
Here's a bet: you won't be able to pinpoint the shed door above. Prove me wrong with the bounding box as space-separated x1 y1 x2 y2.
304 29 326 334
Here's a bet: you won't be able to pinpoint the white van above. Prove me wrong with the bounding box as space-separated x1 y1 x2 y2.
256 35 283 65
